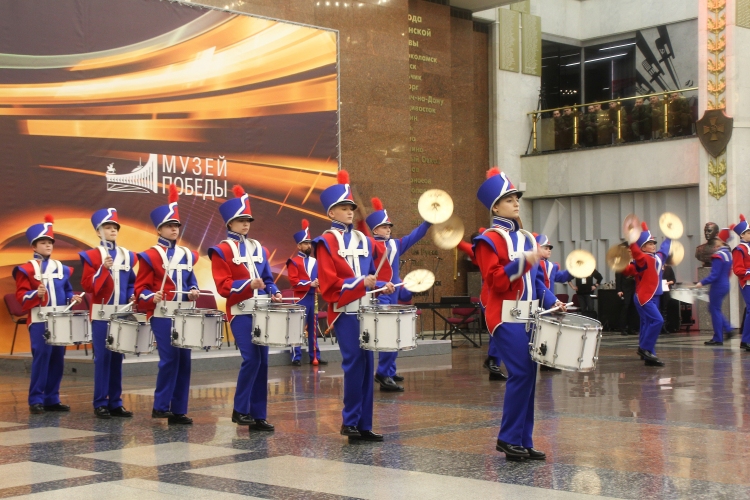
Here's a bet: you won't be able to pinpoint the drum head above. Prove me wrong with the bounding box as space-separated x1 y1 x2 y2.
361 304 417 313
539 312 601 329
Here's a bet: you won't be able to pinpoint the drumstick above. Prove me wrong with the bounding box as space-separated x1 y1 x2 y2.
158 261 170 299
172 291 216 296
367 282 405 295
374 244 389 277
538 302 574 316
62 293 86 313
116 300 135 313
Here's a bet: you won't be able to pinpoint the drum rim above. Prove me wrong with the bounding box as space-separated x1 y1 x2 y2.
254 304 306 311
537 312 602 328
172 308 224 317
47 310 89 317
359 304 418 313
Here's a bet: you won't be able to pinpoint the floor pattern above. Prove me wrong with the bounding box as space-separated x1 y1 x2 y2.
1 331 750 499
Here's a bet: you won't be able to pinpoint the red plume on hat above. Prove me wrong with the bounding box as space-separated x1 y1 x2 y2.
741 214 746 222
44 214 54 224
301 219 309 230
486 167 500 179
730 224 737 231
168 183 179 203
232 185 245 198
337 170 350 185
641 222 648 231
371 198 384 211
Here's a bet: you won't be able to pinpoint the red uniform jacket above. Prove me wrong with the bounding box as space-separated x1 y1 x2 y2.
135 245 199 319
733 242 750 288
622 240 670 306
286 253 317 301
79 247 137 316
13 260 75 322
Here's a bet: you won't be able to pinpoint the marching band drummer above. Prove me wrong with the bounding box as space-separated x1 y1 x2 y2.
366 197 431 392
697 227 734 346
473 169 563 461
287 219 327 367
622 222 672 367
731 215 750 352
208 185 281 431
14 215 82 414
79 208 136 419
313 170 395 442
135 185 200 425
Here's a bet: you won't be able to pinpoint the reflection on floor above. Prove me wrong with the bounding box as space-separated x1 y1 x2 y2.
1 333 750 499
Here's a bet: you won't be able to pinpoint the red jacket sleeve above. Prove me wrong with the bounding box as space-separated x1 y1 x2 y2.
210 253 255 301
15 267 43 312
733 247 749 278
80 254 114 299
135 256 157 313
457 241 476 265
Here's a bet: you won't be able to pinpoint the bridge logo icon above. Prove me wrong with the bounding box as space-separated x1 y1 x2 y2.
106 154 159 193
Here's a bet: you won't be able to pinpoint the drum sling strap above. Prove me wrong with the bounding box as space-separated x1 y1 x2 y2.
324 229 369 277
29 258 63 307
484 227 537 299
152 245 193 297
223 238 263 297
97 245 131 305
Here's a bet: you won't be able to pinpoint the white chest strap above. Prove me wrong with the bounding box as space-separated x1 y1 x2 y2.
324 229 369 277
30 259 63 306
305 256 317 280
153 245 193 293
484 228 537 297
97 246 130 305
224 238 263 296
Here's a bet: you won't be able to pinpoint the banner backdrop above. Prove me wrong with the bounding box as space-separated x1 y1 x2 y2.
0 0 339 349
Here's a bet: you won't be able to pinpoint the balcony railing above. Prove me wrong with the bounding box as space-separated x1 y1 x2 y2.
525 88 699 155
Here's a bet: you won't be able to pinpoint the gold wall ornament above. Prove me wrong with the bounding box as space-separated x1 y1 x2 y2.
706 0 727 110
708 156 728 200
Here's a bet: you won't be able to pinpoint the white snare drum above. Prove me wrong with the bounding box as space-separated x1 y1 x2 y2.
107 313 153 355
154 300 195 318
251 303 306 347
230 296 271 316
358 304 417 352
44 311 91 346
671 287 708 304
171 308 224 350
529 313 602 372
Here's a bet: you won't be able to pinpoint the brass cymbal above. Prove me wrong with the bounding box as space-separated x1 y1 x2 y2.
418 189 454 224
565 249 597 279
432 215 465 250
659 212 684 240
402 269 436 293
667 240 685 266
622 213 640 240
606 245 632 272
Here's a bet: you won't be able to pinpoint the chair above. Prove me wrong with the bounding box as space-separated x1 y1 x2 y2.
196 290 232 347
444 306 482 346
4 294 27 355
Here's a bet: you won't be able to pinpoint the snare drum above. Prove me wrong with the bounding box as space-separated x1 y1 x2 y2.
671 287 708 304
251 303 306 347
44 310 91 346
358 304 417 352
529 313 602 372
107 313 153 355
171 308 224 350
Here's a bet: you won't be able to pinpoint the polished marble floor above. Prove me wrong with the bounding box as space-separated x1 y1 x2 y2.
1 332 750 499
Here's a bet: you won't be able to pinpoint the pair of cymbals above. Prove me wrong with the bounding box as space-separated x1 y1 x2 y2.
606 245 632 272
402 269 436 293
432 215 465 250
667 241 685 266
565 249 597 279
659 212 684 240
418 189 454 225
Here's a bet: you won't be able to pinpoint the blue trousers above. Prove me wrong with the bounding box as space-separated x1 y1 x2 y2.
336 313 374 430
635 298 663 354
494 323 536 447
28 322 65 406
92 320 123 409
292 299 320 362
741 286 750 344
231 315 268 419
708 284 732 342
488 337 502 364
376 293 398 377
151 317 191 415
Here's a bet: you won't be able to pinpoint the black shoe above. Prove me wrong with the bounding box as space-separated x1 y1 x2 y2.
340 424 360 437
349 430 383 442
249 419 275 432
231 410 253 425
392 374 404 382
94 406 111 419
526 448 547 460
43 403 70 412
375 373 404 392
496 439 530 461
704 340 723 346
742 342 750 351
29 404 45 414
638 348 664 366
109 407 133 418
645 358 666 367
152 409 173 419
725 330 737 339
483 356 499 371
540 365 561 372
489 371 508 381
292 359 302 366
168 414 193 425
312 358 328 365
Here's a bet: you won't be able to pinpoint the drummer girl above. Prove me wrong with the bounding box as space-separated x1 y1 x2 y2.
696 227 734 345
731 215 750 351
472 169 562 461
14 215 82 414
208 185 281 431
135 185 201 425
79 208 137 419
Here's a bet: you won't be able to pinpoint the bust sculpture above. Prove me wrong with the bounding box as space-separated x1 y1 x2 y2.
695 222 719 267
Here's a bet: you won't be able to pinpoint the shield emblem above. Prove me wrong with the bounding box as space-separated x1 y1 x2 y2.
697 109 734 157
